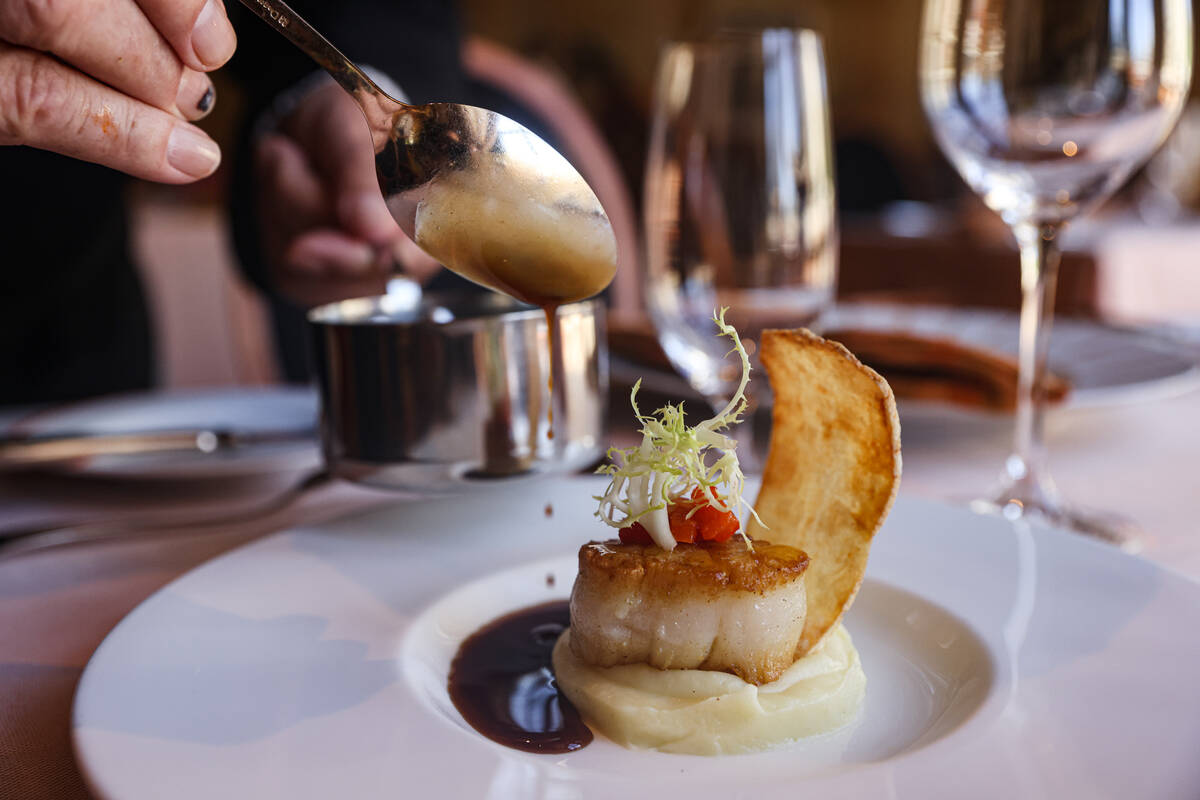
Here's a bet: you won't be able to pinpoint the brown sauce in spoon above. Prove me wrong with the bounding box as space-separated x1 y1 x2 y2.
448 600 592 753
412 172 617 310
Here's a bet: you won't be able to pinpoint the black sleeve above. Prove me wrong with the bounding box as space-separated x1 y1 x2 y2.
225 0 466 108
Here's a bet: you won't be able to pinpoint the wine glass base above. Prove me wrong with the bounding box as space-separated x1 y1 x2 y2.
968 492 1145 555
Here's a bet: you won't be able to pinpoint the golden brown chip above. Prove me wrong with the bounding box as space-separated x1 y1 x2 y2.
747 328 901 657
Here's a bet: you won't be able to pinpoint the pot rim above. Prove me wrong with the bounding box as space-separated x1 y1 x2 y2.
307 290 602 330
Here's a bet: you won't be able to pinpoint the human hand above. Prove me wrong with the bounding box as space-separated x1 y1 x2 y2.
0 0 236 182
253 80 440 308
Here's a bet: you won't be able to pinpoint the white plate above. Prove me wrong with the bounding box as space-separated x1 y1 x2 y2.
73 477 1200 799
3 387 320 479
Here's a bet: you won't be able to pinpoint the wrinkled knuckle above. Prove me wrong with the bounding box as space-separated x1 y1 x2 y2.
117 111 154 165
0 51 74 145
1 0 73 50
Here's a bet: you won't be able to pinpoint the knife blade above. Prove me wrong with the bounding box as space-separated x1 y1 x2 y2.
0 428 315 468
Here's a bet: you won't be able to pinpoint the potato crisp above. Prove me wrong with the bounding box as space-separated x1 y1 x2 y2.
747 329 902 656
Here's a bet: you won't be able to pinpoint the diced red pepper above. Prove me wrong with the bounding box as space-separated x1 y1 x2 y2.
617 486 740 546
691 501 740 542
667 503 700 543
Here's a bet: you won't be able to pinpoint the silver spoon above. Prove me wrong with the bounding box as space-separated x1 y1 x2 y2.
235 0 618 307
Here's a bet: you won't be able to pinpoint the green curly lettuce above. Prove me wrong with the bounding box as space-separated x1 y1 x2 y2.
594 308 762 550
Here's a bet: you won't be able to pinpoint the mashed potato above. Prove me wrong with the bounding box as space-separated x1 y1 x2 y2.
552 624 864 755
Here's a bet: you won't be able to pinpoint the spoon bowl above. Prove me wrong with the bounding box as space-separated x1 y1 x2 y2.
237 0 617 305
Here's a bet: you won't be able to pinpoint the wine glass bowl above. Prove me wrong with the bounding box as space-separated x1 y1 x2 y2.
922 0 1192 228
643 29 837 408
920 0 1192 546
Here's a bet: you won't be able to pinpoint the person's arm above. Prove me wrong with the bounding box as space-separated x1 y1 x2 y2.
226 0 466 307
0 0 235 182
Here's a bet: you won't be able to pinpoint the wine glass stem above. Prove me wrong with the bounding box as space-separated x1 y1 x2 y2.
1008 222 1063 496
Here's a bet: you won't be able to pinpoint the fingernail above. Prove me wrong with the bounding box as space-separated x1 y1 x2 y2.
167 124 221 179
192 0 236 69
176 70 216 119
339 191 398 240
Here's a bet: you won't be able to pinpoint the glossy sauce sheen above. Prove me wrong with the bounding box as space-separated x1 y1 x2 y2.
412 169 617 308
448 600 593 753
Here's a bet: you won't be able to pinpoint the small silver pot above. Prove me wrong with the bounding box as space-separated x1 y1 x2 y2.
308 291 607 491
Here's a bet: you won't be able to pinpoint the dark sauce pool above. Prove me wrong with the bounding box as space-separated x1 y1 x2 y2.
447 600 593 753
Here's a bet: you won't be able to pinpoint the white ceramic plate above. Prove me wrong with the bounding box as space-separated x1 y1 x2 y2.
73 477 1200 799
2 387 320 479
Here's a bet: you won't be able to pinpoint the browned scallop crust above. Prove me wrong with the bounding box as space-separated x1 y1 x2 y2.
569 539 810 684
748 328 902 657
576 539 809 596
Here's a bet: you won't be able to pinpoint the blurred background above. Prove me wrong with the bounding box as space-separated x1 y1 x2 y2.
136 0 1200 387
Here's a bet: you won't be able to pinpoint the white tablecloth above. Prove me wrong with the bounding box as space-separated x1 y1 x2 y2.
2 384 1200 799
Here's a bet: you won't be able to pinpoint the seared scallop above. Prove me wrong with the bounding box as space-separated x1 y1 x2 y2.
567 538 809 685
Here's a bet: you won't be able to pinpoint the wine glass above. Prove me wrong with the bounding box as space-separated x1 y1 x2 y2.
920 0 1192 547
642 29 837 466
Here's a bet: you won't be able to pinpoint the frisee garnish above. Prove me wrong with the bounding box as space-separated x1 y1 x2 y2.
594 308 763 550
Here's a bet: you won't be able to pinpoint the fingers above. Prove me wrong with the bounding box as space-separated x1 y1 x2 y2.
257 83 446 305
0 0 229 120
286 231 381 276
280 82 402 245
256 133 386 276
267 271 390 310
134 0 237 72
255 133 326 262
0 42 220 182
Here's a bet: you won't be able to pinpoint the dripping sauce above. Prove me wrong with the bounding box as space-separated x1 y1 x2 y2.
543 304 556 440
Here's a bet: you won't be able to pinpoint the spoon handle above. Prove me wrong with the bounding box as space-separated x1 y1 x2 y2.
234 0 389 101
